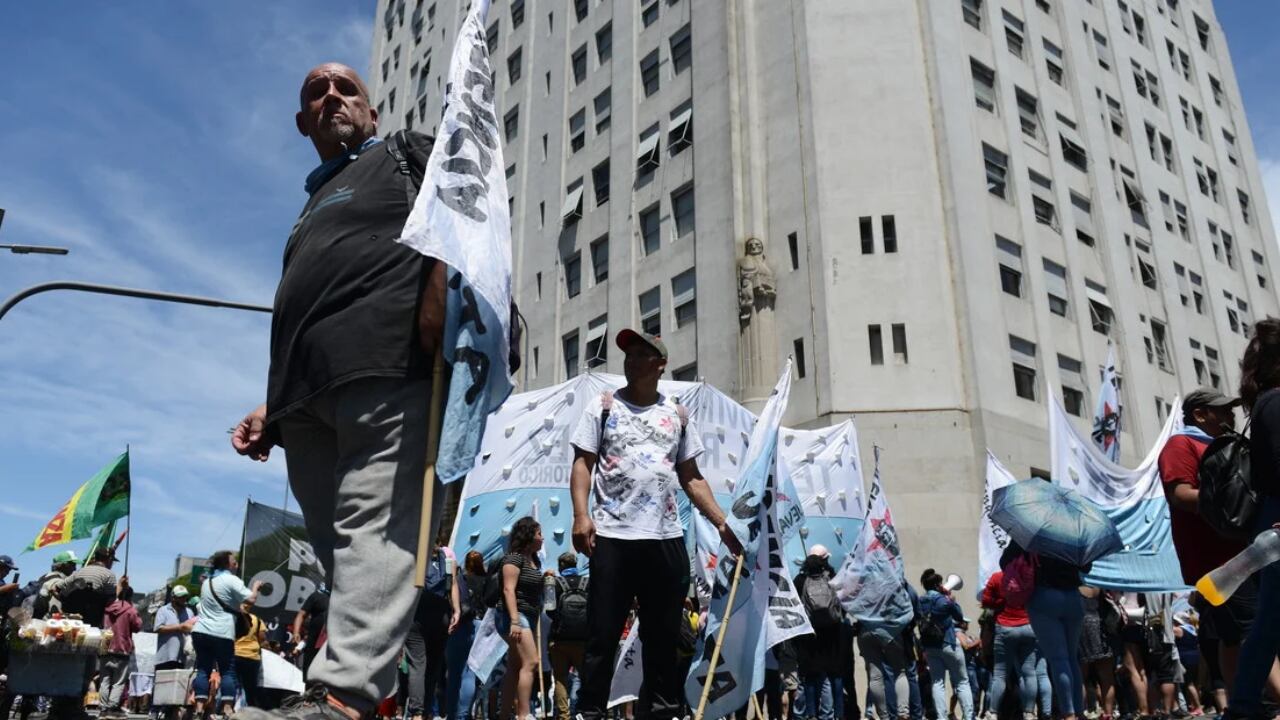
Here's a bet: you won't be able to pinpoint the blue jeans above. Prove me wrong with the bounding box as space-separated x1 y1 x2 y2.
447 617 480 720
925 644 973 720
804 674 843 720
1034 652 1051 717
970 660 986 714
1027 587 1084 717
191 632 238 703
1229 495 1280 717
989 623 1038 715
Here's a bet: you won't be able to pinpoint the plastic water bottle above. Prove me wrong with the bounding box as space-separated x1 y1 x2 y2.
1196 528 1280 606
543 574 557 611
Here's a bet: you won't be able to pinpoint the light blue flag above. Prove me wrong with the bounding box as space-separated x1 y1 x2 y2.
685 361 794 717
1092 343 1122 463
398 0 514 482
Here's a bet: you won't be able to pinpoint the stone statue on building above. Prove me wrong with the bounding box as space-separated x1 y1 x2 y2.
737 236 776 324
736 237 779 411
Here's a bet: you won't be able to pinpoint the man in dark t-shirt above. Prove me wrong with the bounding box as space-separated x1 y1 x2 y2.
294 587 330 678
231 62 449 720
1158 387 1280 697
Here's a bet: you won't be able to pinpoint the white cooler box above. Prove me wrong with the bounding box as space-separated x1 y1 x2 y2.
153 668 196 706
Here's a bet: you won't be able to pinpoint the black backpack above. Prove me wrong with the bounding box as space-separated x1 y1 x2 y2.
917 608 947 646
1197 430 1259 541
551 576 590 641
799 573 843 630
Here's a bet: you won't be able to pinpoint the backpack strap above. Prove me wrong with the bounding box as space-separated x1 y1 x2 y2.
385 131 418 206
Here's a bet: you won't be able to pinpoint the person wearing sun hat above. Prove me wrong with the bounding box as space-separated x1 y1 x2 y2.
569 329 742 720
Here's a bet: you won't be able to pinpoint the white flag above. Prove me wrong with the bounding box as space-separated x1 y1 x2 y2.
398 0 514 483
607 619 643 708
978 451 1017 593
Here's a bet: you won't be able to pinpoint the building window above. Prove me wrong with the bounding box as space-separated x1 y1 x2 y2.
504 106 519 142
1003 10 1025 58
1016 88 1040 139
1087 280 1112 334
571 44 587 85
672 363 697 382
574 0 588 22
561 179 584 225
983 144 1009 199
569 109 585 152
592 159 610 205
594 89 612 132
486 23 499 55
387 88 396 114
564 251 582 298
971 59 996 112
640 50 660 96
1239 190 1253 225
1010 335 1038 401
1060 135 1088 172
868 325 884 366
642 0 659 27
1151 320 1171 370
639 287 661 335
563 331 580 379
531 345 539 380
1139 259 1158 289
511 0 524 27
671 268 697 329
590 235 609 283
997 235 1023 298
1093 30 1112 69
882 216 898 253
1195 14 1212 53
1059 354 1085 416
669 101 693 154
1044 39 1065 86
670 24 692 74
794 338 808 379
1043 259 1069 316
1122 180 1147 228
672 185 695 238
891 324 909 364
596 23 613 63
508 47 523 83
640 204 661 255
860 216 875 255
961 0 982 29
788 232 800 270
585 316 608 368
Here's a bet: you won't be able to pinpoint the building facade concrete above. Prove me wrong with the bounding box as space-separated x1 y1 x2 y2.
369 0 1280 603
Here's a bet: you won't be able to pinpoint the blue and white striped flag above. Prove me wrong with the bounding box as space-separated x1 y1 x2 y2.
1091 342 1122 463
399 0 514 482
685 361 803 717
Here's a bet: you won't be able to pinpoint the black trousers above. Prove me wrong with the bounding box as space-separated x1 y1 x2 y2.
404 617 449 716
577 536 690 720
236 658 262 708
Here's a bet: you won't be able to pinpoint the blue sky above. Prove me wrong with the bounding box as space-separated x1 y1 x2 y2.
0 4 1278 592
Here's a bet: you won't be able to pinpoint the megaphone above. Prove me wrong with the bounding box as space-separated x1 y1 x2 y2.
942 574 964 593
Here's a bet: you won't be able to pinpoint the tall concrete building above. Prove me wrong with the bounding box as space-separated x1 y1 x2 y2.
369 0 1280 594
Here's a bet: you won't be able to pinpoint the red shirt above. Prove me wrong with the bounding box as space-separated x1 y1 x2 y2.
981 572 1029 627
1158 433 1247 584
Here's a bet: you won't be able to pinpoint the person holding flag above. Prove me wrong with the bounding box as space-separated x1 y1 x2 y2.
568 329 742 720
233 1 518 718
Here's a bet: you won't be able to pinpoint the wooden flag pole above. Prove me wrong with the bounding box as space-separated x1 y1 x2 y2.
414 351 449 587
124 445 131 578
694 551 746 720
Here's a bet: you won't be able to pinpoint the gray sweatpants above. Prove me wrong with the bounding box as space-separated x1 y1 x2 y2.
279 376 438 712
99 653 131 711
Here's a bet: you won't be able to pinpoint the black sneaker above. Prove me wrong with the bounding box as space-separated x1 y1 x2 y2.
233 686 354 720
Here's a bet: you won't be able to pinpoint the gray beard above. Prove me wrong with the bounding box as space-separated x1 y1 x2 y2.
325 118 356 144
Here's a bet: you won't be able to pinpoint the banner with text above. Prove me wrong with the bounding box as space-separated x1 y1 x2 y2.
239 501 325 625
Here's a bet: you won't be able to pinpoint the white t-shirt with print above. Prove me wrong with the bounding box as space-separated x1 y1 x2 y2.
570 391 704 541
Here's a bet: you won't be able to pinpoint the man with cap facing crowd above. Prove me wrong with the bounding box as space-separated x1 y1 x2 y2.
569 329 742 720
1159 388 1280 699
153 586 196 672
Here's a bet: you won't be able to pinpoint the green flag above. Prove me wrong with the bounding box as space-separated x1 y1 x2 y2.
27 451 130 551
82 519 118 566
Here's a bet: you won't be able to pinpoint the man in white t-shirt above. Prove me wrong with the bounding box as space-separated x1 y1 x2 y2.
570 329 741 720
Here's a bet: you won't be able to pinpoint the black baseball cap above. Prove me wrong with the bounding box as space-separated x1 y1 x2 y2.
1184 387 1240 411
616 329 668 360
0 555 16 570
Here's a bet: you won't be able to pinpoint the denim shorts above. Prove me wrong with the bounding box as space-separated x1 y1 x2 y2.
496 612 533 636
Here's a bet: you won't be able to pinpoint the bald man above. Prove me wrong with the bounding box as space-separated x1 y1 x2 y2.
232 63 445 720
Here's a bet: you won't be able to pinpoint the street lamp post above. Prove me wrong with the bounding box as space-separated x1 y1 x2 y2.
0 209 72 255
0 281 271 322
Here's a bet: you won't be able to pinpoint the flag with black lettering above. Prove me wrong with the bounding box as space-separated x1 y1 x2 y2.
399 0 514 483
684 362 808 717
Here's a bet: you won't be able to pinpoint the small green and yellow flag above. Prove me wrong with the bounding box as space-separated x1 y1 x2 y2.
27 451 130 552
